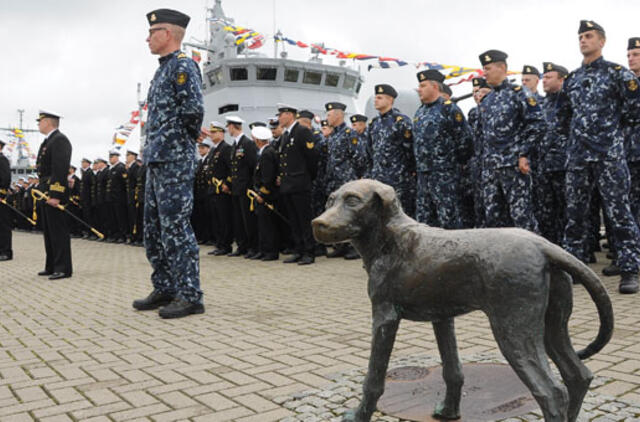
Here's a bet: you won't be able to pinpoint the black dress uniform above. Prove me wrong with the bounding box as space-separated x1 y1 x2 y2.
229 133 258 255
278 121 319 263
126 160 140 242
193 152 212 243
254 143 280 259
133 163 146 245
206 140 233 254
80 164 95 238
35 127 73 277
0 144 12 260
106 161 128 242
95 166 109 238
67 173 82 236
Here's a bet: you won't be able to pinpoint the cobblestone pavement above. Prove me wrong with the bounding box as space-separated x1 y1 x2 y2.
0 231 638 421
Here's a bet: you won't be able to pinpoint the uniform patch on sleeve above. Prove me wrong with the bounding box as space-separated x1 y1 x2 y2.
628 79 638 92
396 116 403 122
404 130 411 139
527 97 537 106
351 138 358 145
177 72 187 85
306 141 314 149
455 112 463 122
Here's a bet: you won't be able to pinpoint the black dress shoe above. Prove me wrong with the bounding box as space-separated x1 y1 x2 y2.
209 248 231 256
297 255 315 265
132 289 174 311
243 250 257 259
0 255 11 261
281 248 294 255
228 249 246 257
602 264 621 277
283 254 301 263
159 298 205 319
261 254 279 261
38 270 52 276
619 272 639 294
49 272 71 280
249 252 264 260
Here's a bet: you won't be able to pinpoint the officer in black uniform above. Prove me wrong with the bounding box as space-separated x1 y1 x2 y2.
193 140 213 244
277 103 319 265
133 157 146 246
125 150 140 243
35 110 72 279
79 158 94 239
67 165 82 237
0 139 12 261
95 158 109 240
106 151 128 243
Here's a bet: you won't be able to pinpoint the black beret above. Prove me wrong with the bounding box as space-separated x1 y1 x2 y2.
350 114 367 124
439 82 452 97
417 69 445 83
542 62 569 77
522 65 540 76
578 20 604 35
479 50 508 66
147 9 190 28
249 121 267 130
472 77 489 89
268 118 279 129
629 37 640 51
374 84 398 98
325 102 346 111
297 110 314 120
320 119 329 127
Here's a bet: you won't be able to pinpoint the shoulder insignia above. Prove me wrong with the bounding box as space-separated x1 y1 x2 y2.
122 173 127 178
345 128 351 133
615 65 622 70
527 97 537 106
629 79 639 92
177 53 188 59
306 141 314 149
50 182 65 193
396 116 403 122
351 138 358 145
455 112 463 122
444 100 453 105
404 130 411 139
176 72 187 85
260 186 270 195
313 130 320 135
513 86 522 92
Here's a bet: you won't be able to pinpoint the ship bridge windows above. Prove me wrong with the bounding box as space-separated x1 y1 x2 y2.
303 70 322 85
325 73 340 87
343 74 357 91
284 68 300 83
206 68 224 86
257 67 277 81
230 67 248 81
219 104 239 114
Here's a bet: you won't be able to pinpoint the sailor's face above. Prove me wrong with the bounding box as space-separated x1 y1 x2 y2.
521 74 539 92
542 72 563 94
147 24 171 55
579 30 604 56
628 48 640 74
374 94 393 112
483 62 505 86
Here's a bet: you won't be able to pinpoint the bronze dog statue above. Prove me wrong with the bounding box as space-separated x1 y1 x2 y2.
312 180 613 422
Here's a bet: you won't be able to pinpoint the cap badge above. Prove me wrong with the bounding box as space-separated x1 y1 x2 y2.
377 86 383 93
150 13 157 22
484 55 491 62
586 21 593 28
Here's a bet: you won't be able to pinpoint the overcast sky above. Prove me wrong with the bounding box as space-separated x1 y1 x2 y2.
1 0 639 167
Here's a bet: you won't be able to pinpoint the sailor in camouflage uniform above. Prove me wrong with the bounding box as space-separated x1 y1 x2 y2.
413 70 473 228
626 37 640 226
521 65 545 105
478 49 544 232
0 139 11 261
133 9 205 318
468 77 492 227
349 114 369 178
536 62 569 245
363 84 416 217
558 21 640 294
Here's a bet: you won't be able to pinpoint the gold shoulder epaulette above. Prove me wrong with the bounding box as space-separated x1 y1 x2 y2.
177 53 188 59
396 116 403 122
513 86 522 92
444 100 453 105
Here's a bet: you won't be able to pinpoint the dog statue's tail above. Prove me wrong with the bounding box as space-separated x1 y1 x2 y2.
542 241 614 360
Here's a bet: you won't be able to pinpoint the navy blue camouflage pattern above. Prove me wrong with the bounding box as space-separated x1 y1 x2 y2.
324 123 361 194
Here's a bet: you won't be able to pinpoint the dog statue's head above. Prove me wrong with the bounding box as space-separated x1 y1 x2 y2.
312 179 402 244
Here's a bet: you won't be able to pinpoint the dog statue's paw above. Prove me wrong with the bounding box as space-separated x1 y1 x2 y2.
340 408 369 422
432 401 461 420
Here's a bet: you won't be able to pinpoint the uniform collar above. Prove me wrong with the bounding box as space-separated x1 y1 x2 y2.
424 97 444 107
582 55 604 69
159 50 181 65
492 79 510 91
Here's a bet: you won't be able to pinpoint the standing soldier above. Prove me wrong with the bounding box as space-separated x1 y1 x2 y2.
67 166 82 237
193 140 213 244
277 104 318 265
559 21 640 294
125 150 140 244
349 114 368 178
626 37 640 226
79 158 94 239
132 9 205 318
536 62 569 245
413 70 473 228
0 139 11 261
106 151 128 243
35 110 72 279
95 157 109 240
225 115 258 258
521 65 544 103
468 77 491 227
363 84 416 217
478 49 545 232
133 156 146 246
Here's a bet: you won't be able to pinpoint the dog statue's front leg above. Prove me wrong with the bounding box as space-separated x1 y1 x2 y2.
432 318 463 419
342 301 400 422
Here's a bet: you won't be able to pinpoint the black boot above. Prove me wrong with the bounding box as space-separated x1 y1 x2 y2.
602 263 621 277
159 298 205 319
619 272 639 294
132 289 174 311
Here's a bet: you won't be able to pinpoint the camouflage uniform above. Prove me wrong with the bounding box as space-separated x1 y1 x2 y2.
625 122 640 225
310 130 328 218
324 123 360 194
535 91 569 244
363 108 416 217
467 106 485 227
479 80 545 232
413 97 473 228
143 50 204 303
559 57 640 271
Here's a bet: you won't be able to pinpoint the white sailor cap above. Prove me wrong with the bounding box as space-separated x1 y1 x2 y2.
36 109 62 121
95 157 107 163
225 115 244 125
277 103 297 113
199 139 214 148
126 150 138 156
109 150 120 156
209 121 225 132
251 126 272 141
81 157 92 163
17 177 25 181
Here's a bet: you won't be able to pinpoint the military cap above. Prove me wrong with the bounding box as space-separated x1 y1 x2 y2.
479 50 508 66
0 139 5 147
28 174 36 179
321 119 329 127
70 165 77 170
297 110 314 120
126 150 138 156
324 102 346 111
277 103 297 113
268 118 279 129
225 115 244 125
146 9 190 28
249 121 267 130
579 20 604 35
542 62 569 77
522 65 540 76
95 157 107 163
628 37 640 50
109 150 120 157
472 77 489 88
17 177 25 182
417 69 445 83
36 109 62 121
350 114 367 124
209 121 225 132
374 84 398 98
199 139 213 148
251 126 272 140
81 157 92 163
439 82 452 97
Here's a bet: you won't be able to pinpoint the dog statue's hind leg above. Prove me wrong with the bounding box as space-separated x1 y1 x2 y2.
432 318 463 419
342 301 400 422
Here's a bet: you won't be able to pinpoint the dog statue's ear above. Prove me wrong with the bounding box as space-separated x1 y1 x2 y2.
372 182 397 208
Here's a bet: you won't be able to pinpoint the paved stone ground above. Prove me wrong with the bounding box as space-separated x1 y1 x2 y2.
0 231 638 421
